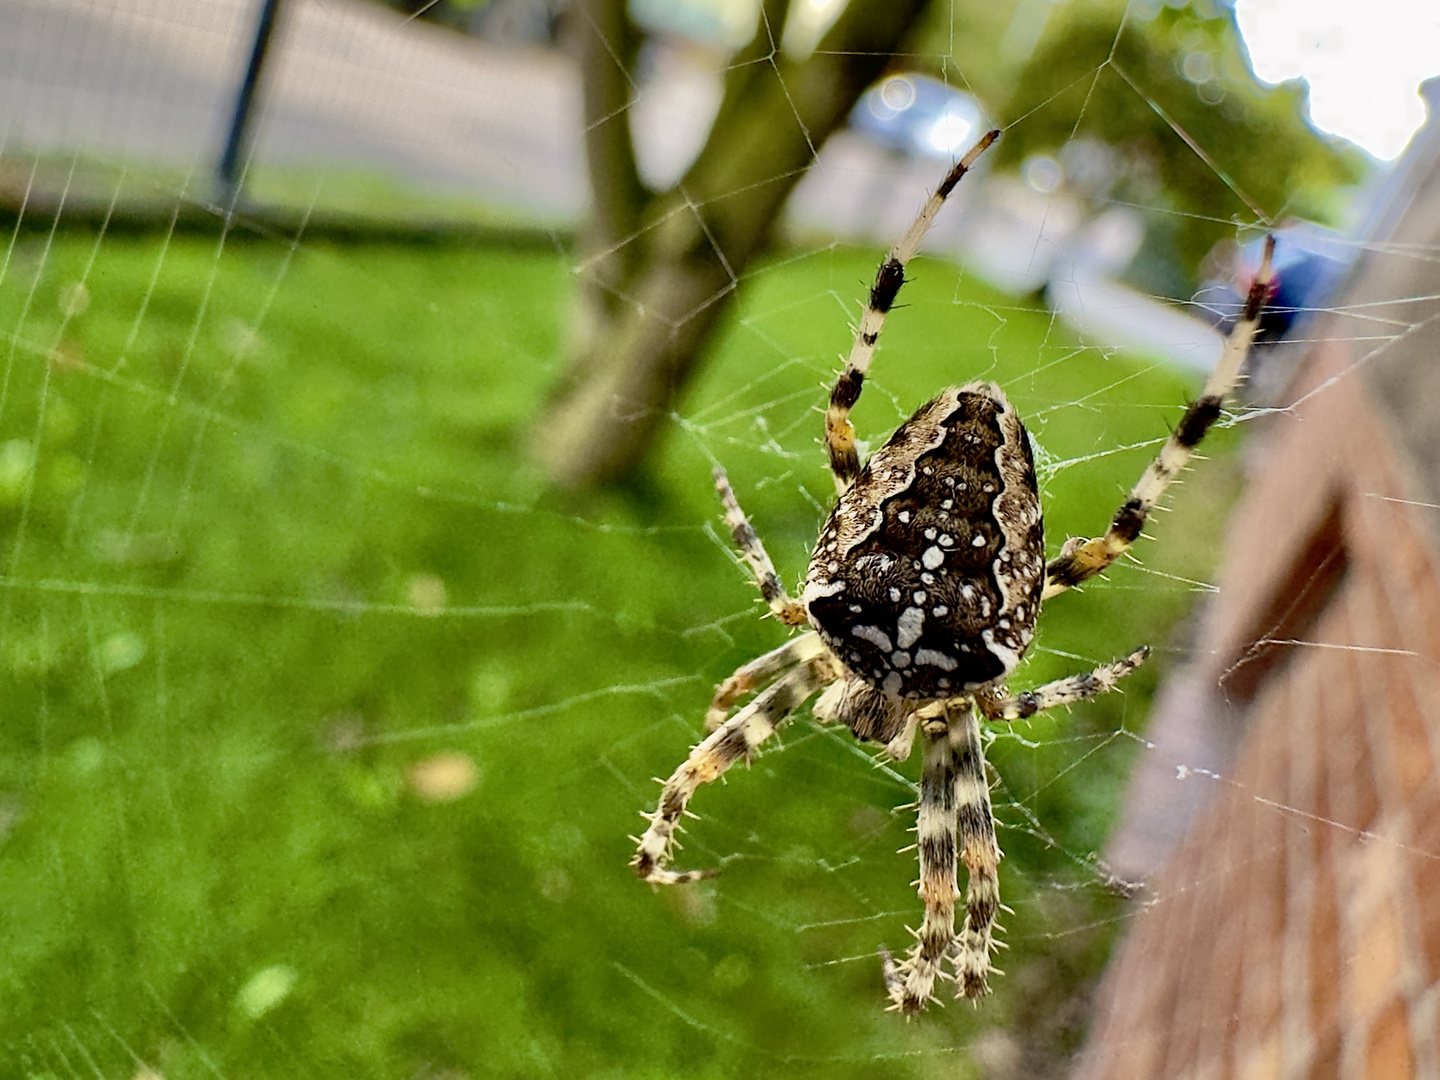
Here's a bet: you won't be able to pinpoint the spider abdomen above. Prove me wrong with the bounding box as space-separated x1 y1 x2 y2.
802 383 1044 699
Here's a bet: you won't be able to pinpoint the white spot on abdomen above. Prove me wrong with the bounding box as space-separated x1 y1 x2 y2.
914 649 958 671
896 606 925 649
851 625 893 652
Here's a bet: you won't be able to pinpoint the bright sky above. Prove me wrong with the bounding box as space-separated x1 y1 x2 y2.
1234 0 1440 160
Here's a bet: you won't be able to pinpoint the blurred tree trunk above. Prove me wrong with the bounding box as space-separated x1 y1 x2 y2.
535 0 933 488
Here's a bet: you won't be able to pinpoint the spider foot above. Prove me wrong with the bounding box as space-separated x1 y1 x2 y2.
631 812 721 885
952 931 1003 1000
879 939 953 1017
630 848 720 886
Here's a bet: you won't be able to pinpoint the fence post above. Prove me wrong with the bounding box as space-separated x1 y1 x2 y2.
218 0 285 211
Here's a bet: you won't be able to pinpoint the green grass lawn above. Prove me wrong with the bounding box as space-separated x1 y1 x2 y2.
0 226 1240 1077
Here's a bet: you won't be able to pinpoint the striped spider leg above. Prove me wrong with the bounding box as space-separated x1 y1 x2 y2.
881 648 1149 1014
880 702 992 1011
633 469 837 883
631 651 840 885
1043 235 1276 599
824 129 999 493
702 466 826 731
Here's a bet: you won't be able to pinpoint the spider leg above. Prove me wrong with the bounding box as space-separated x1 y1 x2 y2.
825 129 999 494
705 631 826 732
1043 236 1276 600
884 646 1147 1012
928 648 1148 1000
883 712 967 1015
884 712 921 761
632 654 839 885
714 466 809 627
974 645 1149 722
951 701 1001 1000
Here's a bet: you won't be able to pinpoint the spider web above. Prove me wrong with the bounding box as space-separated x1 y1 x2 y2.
0 0 1430 1076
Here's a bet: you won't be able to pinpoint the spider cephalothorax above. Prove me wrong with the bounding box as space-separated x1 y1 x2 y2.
630 127 1274 1015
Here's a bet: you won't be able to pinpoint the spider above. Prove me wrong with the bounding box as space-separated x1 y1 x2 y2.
631 128 1274 1015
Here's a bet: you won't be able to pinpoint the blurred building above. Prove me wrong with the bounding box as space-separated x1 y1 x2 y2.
1074 79 1440 1079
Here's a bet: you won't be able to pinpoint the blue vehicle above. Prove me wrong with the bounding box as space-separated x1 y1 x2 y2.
1195 224 1355 341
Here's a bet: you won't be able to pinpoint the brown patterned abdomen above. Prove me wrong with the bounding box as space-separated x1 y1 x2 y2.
802 384 1044 700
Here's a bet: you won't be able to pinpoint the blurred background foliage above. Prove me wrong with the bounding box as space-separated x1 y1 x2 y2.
0 0 1374 1075
936 0 1368 294
385 0 1367 297
373 0 1368 483
2 229 1242 1076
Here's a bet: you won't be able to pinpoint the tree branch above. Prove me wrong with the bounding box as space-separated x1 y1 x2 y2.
707 0 793 141
573 0 648 333
538 0 936 488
